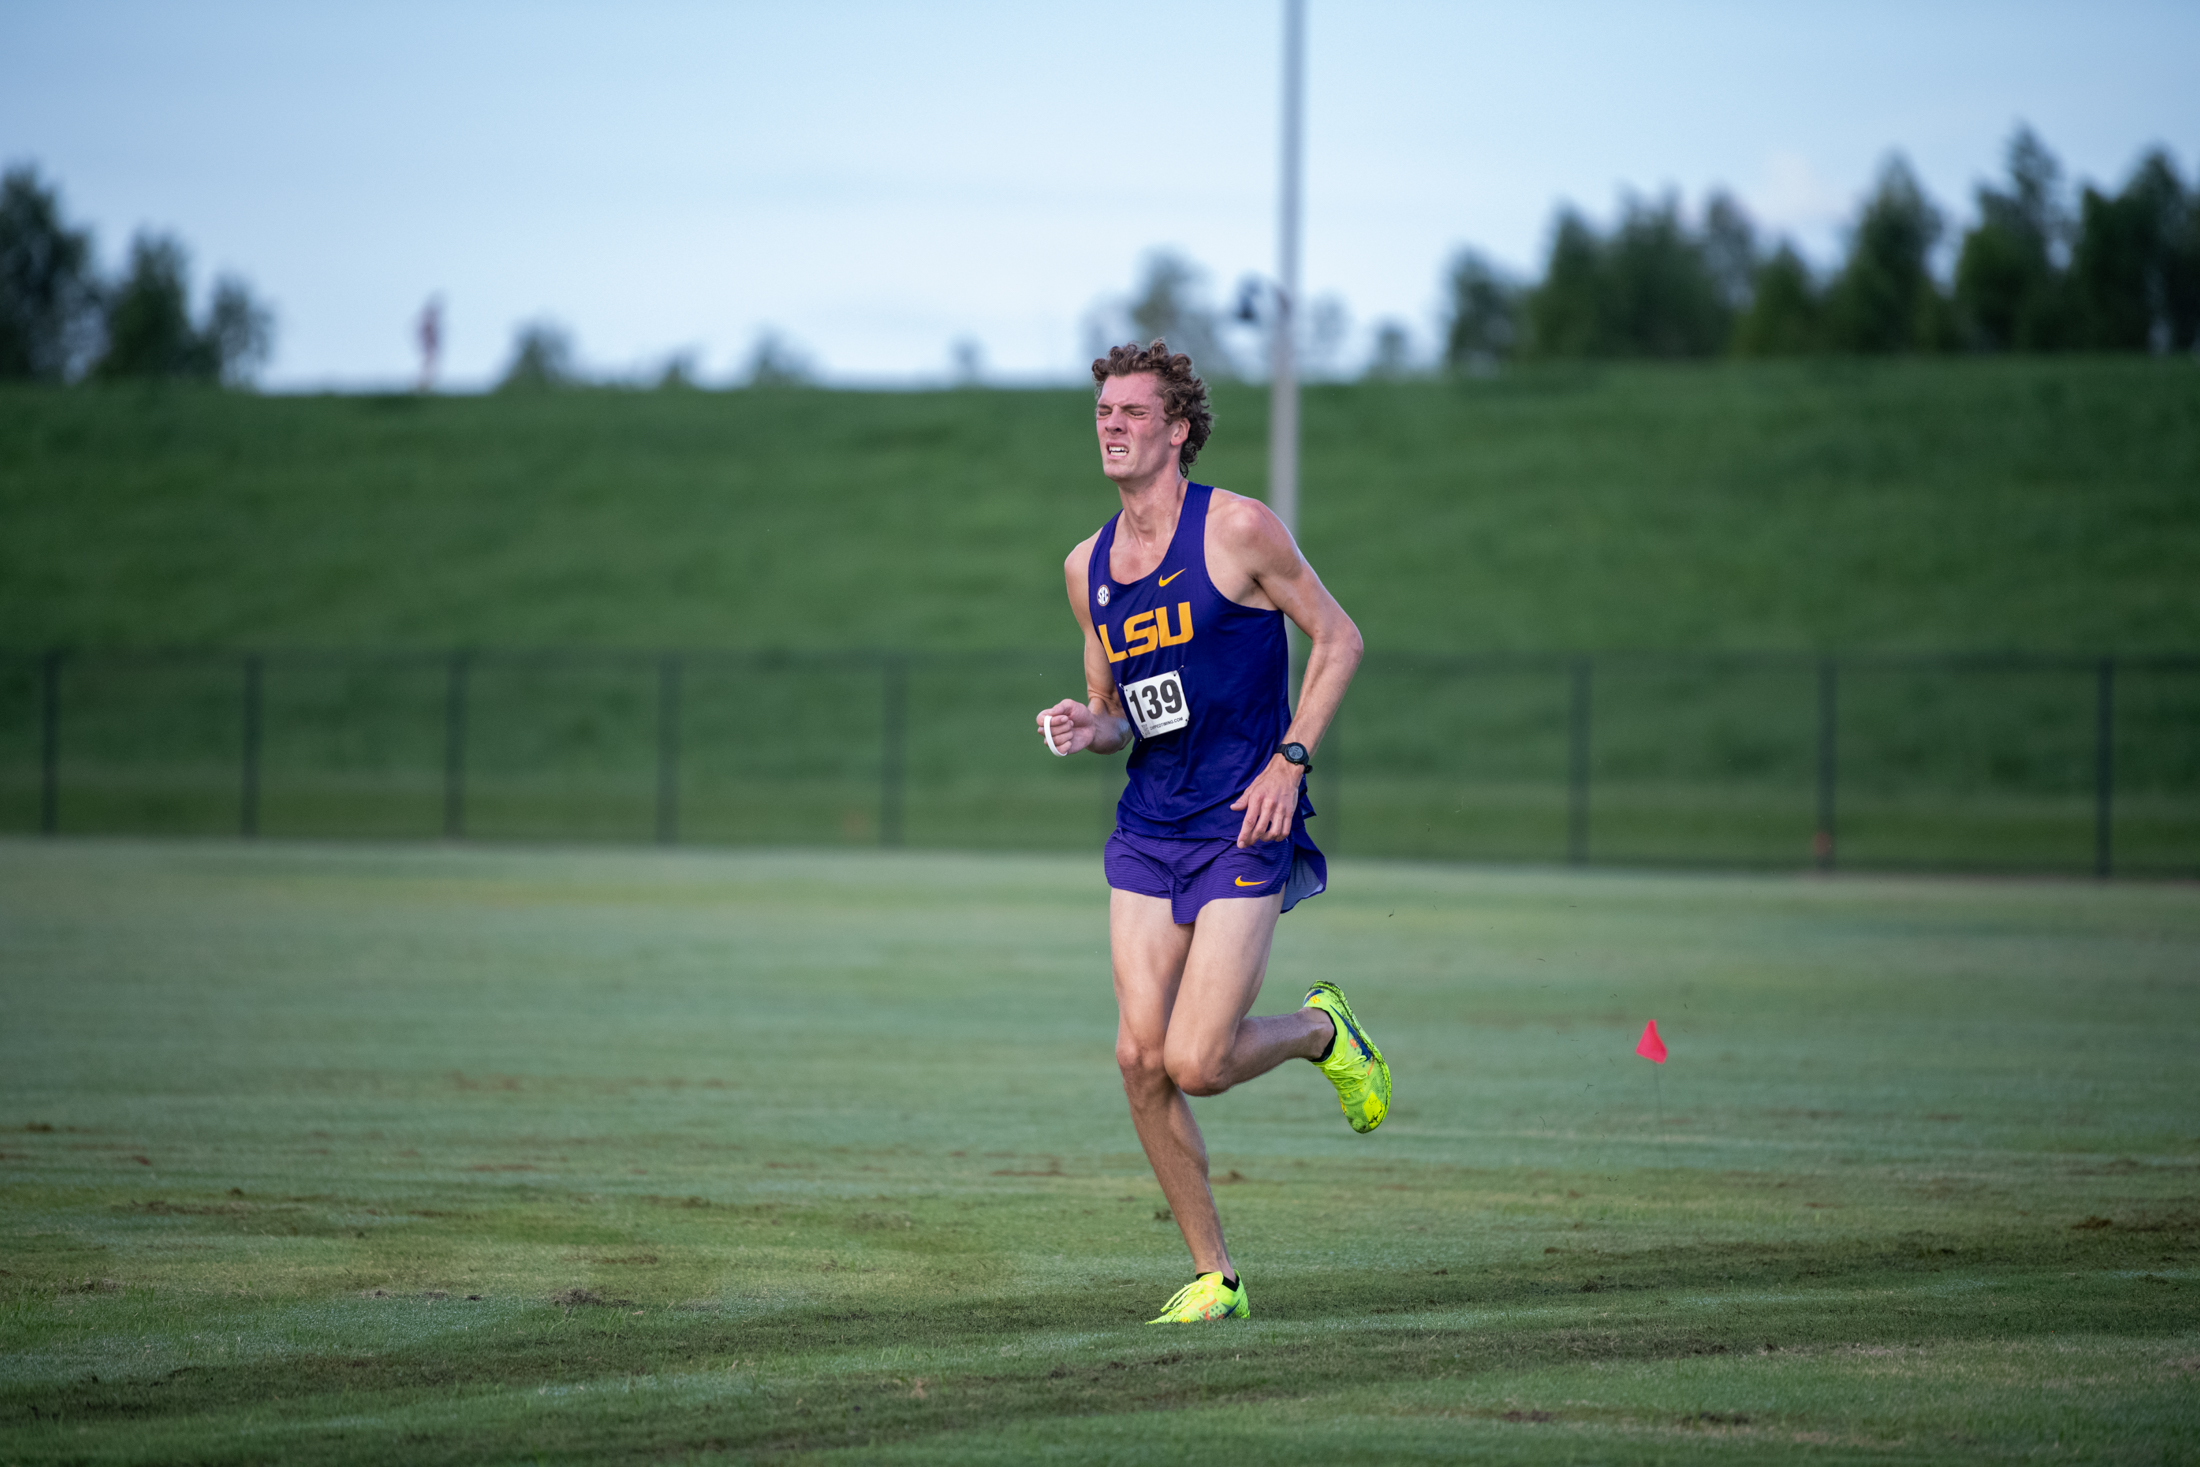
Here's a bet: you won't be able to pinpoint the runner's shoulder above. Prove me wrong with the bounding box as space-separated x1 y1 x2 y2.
1205 487 1296 562
1063 526 1102 581
1063 528 1104 613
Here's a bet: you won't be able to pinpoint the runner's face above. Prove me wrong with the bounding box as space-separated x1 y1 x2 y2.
1095 373 1188 485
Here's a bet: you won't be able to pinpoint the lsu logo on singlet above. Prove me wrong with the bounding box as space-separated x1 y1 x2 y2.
1098 602 1194 662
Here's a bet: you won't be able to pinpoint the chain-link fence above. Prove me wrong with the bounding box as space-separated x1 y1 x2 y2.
3 649 2194 876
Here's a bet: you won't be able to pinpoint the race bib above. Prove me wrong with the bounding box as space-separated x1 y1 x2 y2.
1122 668 1190 737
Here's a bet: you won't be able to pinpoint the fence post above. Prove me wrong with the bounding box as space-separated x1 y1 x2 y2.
1815 656 1838 872
1566 657 1591 865
443 652 470 839
880 655 906 848
2095 656 2114 878
39 650 61 836
656 654 682 845
240 654 263 838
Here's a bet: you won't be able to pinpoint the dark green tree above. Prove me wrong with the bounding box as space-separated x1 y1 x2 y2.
739 328 814 388
1365 319 1416 379
1124 252 1236 378
1522 196 1736 358
1525 209 1605 356
97 233 212 379
1733 244 1824 355
1825 155 1952 352
1701 190 1760 316
1954 126 2072 350
654 350 702 391
204 277 272 384
1601 193 1731 356
94 231 272 383
0 165 100 380
498 319 578 390
2070 149 2195 351
1441 248 1519 368
2175 173 2200 350
2172 168 2200 350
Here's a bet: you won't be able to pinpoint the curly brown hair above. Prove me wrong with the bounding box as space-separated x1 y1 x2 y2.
1091 339 1214 470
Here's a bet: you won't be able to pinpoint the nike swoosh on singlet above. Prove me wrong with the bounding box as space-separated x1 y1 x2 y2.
1158 569 1185 586
1233 876 1270 887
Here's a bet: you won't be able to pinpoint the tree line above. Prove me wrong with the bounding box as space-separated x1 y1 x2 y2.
0 166 273 385
9 126 2194 390
1446 128 2200 368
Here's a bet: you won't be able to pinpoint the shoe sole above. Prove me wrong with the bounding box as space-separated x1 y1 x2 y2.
1147 1294 1251 1323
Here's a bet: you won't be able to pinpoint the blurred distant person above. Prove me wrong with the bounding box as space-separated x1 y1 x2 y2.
1034 340 1383 1325
416 295 441 392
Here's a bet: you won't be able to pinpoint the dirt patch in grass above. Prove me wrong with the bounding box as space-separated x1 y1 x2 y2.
122 1199 258 1216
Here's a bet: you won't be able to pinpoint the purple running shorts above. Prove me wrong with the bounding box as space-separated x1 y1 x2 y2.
1104 825 1328 926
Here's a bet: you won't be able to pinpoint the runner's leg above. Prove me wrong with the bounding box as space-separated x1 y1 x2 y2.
1112 891 1230 1274
1162 894 1332 1097
1112 889 1332 1279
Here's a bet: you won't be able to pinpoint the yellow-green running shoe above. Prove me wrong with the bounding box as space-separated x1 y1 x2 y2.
1147 1272 1249 1323
1304 981 1390 1133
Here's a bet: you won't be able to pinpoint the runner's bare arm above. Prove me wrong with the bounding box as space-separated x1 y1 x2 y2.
1209 491 1364 845
1035 537 1134 756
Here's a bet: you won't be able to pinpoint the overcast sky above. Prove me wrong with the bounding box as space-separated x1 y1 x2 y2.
4 1 2194 389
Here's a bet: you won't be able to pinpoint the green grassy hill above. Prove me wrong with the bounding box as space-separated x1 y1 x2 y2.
3 357 2196 653
4 361 2195 871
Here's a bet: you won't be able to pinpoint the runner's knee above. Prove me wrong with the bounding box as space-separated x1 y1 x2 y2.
1117 1036 1168 1091
1163 1042 1232 1097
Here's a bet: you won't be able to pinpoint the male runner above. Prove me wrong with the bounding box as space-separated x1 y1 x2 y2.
1035 340 1389 1324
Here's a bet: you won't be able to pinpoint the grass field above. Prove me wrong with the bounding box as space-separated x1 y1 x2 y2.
3 839 2195 1463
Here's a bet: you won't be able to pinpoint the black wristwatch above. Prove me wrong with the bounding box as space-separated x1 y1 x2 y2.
1275 741 1313 773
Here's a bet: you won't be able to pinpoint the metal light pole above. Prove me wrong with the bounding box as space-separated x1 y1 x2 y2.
1268 0 1305 539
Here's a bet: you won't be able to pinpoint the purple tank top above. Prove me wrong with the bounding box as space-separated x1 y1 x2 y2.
1088 483 1315 839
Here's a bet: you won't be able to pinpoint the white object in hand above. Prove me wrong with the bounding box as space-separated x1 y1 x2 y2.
1043 712 1065 756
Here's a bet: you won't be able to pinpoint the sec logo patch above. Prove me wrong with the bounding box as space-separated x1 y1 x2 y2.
1096 585 1111 607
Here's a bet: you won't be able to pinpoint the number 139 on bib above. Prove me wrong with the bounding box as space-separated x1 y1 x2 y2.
1122 668 1190 737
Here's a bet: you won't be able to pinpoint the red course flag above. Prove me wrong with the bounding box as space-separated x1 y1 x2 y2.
1635 1020 1668 1064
